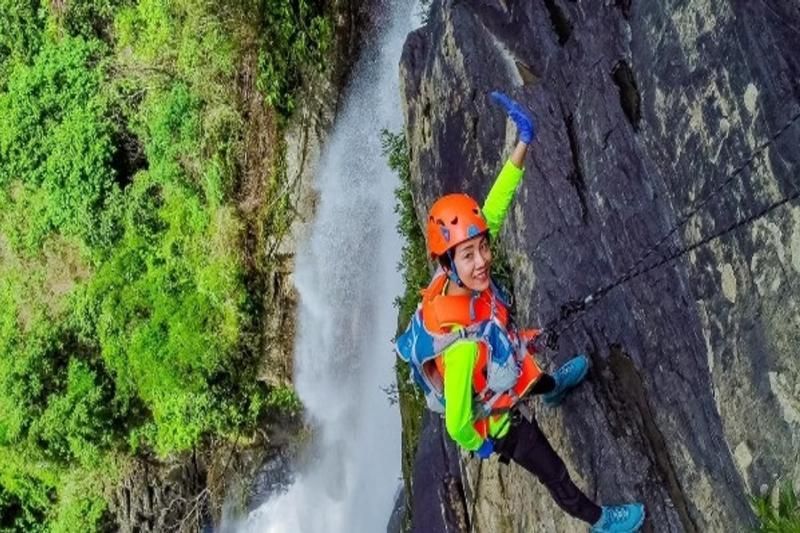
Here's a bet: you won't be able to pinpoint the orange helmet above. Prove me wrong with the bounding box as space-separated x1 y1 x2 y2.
426 194 489 259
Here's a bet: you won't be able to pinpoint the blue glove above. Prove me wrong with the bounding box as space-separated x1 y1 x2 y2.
475 439 494 460
490 91 536 144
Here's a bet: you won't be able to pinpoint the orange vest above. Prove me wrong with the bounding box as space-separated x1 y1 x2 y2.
420 272 543 438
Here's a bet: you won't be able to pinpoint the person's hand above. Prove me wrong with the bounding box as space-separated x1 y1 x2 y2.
490 91 536 144
475 439 494 460
520 328 542 353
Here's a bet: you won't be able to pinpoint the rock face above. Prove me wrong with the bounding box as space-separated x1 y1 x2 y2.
399 1 800 531
108 454 208 532
411 412 470 533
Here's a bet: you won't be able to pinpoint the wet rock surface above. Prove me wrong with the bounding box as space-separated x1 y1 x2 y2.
399 1 800 531
410 411 470 533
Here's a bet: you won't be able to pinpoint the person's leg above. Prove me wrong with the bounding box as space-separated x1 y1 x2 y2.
494 415 602 524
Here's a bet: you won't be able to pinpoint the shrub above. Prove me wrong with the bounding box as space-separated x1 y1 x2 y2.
0 0 46 80
56 0 125 41
383 129 428 532
381 130 429 328
0 482 48 532
753 482 800 533
0 35 121 252
0 0 331 528
257 0 332 116
266 385 302 417
29 359 117 465
74 182 252 453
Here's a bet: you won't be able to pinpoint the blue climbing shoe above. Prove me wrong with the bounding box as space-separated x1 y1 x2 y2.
591 503 646 532
542 354 590 406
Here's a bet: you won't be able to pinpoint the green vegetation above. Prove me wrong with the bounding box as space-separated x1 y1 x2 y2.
383 130 429 328
383 129 428 532
0 35 121 252
754 483 800 533
258 1 332 116
0 0 332 530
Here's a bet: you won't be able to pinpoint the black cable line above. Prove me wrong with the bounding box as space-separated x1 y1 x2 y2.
610 110 800 301
539 184 800 350
535 109 800 350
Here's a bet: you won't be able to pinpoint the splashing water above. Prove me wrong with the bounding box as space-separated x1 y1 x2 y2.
239 2 419 531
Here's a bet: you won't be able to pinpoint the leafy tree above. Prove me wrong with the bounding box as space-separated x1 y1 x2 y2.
56 0 127 40
0 482 47 532
258 0 332 116
0 0 332 528
29 359 117 465
0 0 46 81
73 109 261 453
0 35 121 252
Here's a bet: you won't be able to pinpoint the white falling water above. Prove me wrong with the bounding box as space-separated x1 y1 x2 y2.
241 2 418 532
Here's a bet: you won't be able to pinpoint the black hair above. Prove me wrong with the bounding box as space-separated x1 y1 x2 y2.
437 233 491 271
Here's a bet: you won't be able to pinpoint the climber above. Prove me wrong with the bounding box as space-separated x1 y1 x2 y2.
395 92 646 532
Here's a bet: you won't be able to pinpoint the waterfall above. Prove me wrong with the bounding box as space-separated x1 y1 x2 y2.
240 2 418 531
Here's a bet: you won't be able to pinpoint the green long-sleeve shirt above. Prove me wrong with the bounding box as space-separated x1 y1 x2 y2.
442 159 524 451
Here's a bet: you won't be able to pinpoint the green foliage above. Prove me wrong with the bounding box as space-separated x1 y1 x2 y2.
383 129 428 532
258 0 332 116
381 130 429 329
266 385 302 417
0 482 47 532
113 0 173 66
30 359 117 465
57 0 126 40
0 265 120 469
139 83 205 184
0 0 46 81
0 450 112 533
48 466 112 533
114 2 243 200
114 0 240 98
753 483 800 533
74 174 260 454
0 0 329 529
0 229 118 532
0 35 121 252
65 0 267 456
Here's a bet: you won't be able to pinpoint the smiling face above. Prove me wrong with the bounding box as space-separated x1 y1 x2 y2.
451 233 492 291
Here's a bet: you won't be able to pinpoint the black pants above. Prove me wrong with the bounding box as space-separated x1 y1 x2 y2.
493 375 603 525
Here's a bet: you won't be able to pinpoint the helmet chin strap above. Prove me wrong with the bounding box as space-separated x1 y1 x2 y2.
446 250 464 287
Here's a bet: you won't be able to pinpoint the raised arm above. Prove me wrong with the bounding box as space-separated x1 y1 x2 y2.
483 154 525 237
482 92 535 237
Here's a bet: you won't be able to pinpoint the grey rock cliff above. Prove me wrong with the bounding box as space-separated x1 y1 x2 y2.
399 1 800 531
108 454 208 533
